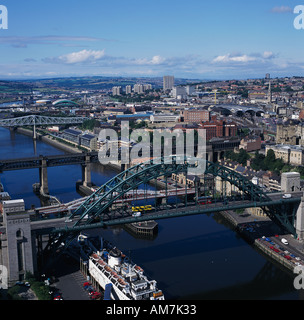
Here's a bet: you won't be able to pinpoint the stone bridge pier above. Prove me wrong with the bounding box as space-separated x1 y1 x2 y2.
39 157 49 195
82 154 92 187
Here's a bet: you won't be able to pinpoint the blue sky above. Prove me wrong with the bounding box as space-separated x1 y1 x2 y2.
0 0 303 80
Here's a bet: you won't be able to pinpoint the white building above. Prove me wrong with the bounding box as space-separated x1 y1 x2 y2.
150 113 180 123
125 85 132 94
112 86 121 95
133 84 144 94
171 86 187 99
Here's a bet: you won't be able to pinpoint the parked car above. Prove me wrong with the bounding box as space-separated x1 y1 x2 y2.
281 238 289 245
90 292 102 300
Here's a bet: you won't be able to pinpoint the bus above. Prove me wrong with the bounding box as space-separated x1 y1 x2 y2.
132 205 153 211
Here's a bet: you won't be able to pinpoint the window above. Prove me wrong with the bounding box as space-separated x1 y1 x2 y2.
16 229 23 238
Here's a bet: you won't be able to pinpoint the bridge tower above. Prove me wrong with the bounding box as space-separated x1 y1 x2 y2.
281 172 304 240
1 200 34 286
281 172 301 193
39 157 49 195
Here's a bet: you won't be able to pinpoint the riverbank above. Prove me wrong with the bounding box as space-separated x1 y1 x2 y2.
14 127 173 190
219 210 299 272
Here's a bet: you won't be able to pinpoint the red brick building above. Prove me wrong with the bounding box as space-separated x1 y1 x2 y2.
199 117 237 141
180 109 209 123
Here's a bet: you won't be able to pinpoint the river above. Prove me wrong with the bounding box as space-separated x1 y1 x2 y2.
0 126 301 299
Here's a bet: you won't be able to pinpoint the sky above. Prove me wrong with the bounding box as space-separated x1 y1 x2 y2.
0 0 304 80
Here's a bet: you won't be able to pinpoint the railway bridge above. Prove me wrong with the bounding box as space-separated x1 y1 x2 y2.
0 115 87 140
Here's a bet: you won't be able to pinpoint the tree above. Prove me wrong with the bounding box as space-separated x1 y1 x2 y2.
237 148 250 166
264 149 276 171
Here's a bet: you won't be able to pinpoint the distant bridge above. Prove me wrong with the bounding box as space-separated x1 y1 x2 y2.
0 115 88 139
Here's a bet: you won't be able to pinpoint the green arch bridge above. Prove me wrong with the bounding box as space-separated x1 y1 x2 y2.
43 156 302 254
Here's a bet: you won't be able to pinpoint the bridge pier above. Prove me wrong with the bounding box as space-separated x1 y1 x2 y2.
82 155 92 187
1 200 34 286
39 158 49 195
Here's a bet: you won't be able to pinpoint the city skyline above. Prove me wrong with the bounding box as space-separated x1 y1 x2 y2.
1 1 304 80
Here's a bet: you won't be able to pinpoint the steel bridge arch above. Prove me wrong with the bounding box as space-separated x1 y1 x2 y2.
70 156 272 228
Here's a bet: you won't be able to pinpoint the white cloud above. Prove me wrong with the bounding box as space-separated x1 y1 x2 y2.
263 51 275 59
270 6 292 13
133 55 166 65
212 51 275 64
150 55 166 65
212 54 257 64
56 49 106 64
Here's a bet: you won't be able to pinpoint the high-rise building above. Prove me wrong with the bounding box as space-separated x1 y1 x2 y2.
163 76 174 91
143 84 152 91
125 85 132 94
133 84 144 94
268 80 272 103
112 86 121 95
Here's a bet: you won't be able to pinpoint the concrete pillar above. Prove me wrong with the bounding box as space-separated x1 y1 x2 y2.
2 199 34 285
82 155 92 187
39 159 49 195
281 172 301 193
296 196 304 240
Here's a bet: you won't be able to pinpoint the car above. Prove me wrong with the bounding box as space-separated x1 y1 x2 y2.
282 194 292 199
53 294 63 300
281 238 289 245
296 257 301 261
284 255 292 260
90 292 102 300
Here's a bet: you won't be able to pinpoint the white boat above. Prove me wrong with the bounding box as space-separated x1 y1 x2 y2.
78 234 164 300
